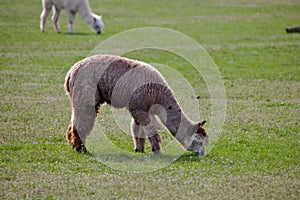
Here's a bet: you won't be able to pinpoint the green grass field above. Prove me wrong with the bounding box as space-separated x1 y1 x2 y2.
1 0 299 199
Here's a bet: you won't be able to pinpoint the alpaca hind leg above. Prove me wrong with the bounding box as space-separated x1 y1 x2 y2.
52 6 61 33
131 119 146 153
40 0 52 32
66 122 87 153
68 105 96 152
66 122 72 144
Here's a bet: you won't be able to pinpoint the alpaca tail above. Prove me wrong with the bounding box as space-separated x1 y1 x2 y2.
64 73 71 95
65 61 84 97
64 70 72 96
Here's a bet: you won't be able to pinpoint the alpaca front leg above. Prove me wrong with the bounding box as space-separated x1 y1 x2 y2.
146 115 163 154
131 119 146 153
148 133 162 154
134 137 146 153
52 7 61 33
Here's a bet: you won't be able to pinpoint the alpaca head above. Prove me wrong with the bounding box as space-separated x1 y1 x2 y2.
187 120 208 156
91 14 104 34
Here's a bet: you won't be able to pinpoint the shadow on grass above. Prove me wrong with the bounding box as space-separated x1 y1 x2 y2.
84 151 203 173
177 153 207 162
61 32 101 36
81 149 206 161
84 150 205 163
59 32 96 36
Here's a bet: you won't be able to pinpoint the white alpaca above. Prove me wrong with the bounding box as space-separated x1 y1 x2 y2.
40 0 104 34
65 55 208 155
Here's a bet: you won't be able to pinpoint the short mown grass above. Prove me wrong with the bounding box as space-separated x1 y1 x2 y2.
1 0 299 199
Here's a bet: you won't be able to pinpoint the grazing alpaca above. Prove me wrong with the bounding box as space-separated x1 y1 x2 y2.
40 0 104 34
65 55 208 155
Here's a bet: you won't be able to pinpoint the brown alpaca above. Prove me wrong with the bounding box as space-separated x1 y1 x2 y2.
65 55 208 155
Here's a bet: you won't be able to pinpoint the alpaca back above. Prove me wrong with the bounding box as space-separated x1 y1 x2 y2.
97 56 169 108
65 55 171 108
48 0 90 13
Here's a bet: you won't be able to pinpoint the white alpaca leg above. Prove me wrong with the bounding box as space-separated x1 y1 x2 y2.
40 0 52 32
66 10 76 34
52 6 61 33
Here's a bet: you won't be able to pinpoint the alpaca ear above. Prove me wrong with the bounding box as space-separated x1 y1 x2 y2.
99 15 102 19
200 120 206 126
197 121 207 137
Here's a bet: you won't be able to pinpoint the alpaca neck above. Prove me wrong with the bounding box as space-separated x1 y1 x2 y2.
78 1 92 19
158 93 195 149
81 13 93 25
166 110 195 149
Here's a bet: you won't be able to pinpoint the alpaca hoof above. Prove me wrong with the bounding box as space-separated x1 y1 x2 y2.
152 149 161 155
135 148 144 153
72 137 87 153
76 144 87 153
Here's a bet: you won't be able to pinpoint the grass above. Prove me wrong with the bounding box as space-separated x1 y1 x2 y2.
1 0 299 199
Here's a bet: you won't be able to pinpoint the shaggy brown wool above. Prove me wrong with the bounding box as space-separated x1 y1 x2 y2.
65 55 208 155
